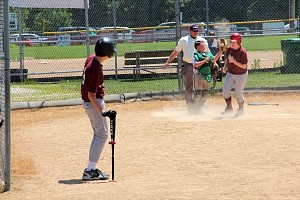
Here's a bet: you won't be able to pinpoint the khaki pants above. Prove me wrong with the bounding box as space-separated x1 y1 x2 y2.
181 62 194 104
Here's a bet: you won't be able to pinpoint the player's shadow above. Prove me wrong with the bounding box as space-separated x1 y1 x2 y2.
58 179 109 185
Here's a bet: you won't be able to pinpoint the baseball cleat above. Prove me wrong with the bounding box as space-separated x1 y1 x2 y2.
82 168 109 181
233 108 245 118
221 106 233 115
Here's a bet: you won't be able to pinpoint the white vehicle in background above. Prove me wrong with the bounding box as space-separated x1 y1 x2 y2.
152 22 196 41
10 33 56 46
57 27 98 45
95 26 134 42
284 21 299 32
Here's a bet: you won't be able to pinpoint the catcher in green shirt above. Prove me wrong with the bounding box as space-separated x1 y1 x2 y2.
192 40 223 113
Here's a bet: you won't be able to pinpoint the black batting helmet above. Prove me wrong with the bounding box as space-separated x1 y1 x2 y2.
95 37 116 58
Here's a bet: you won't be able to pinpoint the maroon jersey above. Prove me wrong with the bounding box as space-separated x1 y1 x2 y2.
81 54 105 101
226 46 248 75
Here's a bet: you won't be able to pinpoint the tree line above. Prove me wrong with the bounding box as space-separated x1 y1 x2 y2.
9 0 293 33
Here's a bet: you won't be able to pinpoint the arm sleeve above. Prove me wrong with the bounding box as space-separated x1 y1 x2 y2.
241 51 248 65
175 38 184 52
192 57 197 66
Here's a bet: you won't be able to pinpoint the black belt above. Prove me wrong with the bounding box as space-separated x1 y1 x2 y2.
84 97 103 102
183 61 192 65
182 61 193 67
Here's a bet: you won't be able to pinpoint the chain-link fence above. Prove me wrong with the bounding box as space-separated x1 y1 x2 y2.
0 1 4 191
0 0 9 193
7 0 300 103
1 0 300 193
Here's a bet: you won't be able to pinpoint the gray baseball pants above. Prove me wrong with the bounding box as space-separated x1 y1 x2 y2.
222 72 248 103
83 99 108 163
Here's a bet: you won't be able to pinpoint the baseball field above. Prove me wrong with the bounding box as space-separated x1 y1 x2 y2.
1 91 300 200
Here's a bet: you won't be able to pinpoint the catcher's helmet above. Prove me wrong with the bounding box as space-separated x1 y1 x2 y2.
95 37 116 58
230 33 242 44
194 40 204 49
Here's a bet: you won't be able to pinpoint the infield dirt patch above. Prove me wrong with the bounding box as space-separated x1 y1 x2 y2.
1 92 300 200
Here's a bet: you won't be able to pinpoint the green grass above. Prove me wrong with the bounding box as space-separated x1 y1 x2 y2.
10 34 299 59
9 41 177 60
10 72 300 102
10 44 89 59
9 35 300 102
246 72 300 87
242 35 299 51
11 80 81 102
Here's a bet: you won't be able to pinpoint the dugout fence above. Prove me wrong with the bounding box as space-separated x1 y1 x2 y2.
7 0 300 103
0 0 11 192
2 0 300 193
0 0 4 191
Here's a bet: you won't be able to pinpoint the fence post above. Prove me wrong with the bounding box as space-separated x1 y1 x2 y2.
175 0 183 91
3 0 11 192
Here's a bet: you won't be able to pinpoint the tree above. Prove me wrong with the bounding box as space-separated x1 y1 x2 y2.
247 0 288 20
33 9 73 32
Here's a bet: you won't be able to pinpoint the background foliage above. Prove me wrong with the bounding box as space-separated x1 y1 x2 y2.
9 0 294 32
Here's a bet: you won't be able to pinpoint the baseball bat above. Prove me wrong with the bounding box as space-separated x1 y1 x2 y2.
248 102 279 106
108 113 117 181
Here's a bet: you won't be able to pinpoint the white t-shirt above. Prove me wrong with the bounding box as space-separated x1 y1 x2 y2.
175 35 209 64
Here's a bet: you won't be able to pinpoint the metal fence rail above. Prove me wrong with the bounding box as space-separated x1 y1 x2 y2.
0 0 5 190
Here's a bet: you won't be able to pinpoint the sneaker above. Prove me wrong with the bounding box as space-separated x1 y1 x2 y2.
233 108 245 118
82 168 109 181
221 106 233 115
187 102 202 115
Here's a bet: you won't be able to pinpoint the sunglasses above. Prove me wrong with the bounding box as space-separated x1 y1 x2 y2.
191 29 199 32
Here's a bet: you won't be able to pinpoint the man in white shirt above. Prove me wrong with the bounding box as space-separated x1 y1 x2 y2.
164 24 209 112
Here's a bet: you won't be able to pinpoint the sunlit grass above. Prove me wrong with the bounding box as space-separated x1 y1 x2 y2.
10 72 300 102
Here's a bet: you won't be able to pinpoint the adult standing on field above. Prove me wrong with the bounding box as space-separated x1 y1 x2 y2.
207 30 219 56
221 33 248 118
81 37 117 181
164 24 209 112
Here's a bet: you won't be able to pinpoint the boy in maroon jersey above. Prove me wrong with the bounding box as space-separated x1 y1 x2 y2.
81 37 116 180
222 33 248 117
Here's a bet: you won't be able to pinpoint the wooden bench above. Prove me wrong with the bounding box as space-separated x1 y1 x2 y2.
123 49 178 79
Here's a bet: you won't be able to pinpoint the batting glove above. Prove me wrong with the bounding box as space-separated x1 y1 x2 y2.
102 110 117 119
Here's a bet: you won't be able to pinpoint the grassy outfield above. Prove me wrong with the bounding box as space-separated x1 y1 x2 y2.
9 34 298 60
11 72 300 102
9 34 300 102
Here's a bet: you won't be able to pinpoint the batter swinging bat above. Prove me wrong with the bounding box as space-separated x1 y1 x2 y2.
248 102 279 106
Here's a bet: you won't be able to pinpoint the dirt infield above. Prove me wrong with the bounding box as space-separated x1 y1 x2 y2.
1 92 300 200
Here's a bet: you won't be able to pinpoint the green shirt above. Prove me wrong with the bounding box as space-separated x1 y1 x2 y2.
194 51 214 75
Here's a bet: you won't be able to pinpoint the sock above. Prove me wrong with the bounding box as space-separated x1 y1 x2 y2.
86 161 97 171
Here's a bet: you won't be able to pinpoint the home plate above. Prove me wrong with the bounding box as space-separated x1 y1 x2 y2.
274 113 295 116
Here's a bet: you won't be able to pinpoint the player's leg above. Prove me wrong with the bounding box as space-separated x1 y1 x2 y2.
82 99 109 180
222 72 235 114
211 67 218 89
201 80 210 107
233 72 248 117
182 64 194 110
193 74 204 113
